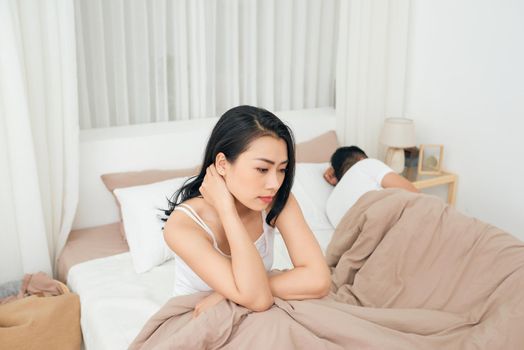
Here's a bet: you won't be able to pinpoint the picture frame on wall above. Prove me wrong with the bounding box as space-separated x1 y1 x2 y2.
418 144 444 175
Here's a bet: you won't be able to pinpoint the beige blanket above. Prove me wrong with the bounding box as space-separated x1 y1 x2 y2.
130 189 524 349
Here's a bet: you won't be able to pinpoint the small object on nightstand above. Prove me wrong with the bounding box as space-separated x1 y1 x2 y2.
404 147 420 168
402 145 456 205
402 147 419 180
418 144 444 175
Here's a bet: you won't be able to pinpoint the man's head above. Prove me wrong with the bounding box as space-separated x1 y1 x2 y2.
330 146 367 182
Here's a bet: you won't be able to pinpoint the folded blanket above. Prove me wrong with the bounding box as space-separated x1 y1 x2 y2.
130 190 524 349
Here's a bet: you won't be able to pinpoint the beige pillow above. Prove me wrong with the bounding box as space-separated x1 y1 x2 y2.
296 130 340 163
101 167 199 241
101 168 199 192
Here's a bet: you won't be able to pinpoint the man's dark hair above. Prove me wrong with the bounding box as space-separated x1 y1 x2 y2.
330 146 368 180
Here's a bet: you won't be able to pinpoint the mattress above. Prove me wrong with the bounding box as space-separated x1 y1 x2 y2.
68 253 174 349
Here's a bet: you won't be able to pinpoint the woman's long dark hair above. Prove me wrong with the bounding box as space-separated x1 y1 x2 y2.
162 105 295 227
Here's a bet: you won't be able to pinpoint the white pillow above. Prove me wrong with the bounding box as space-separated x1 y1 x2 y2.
114 176 189 273
291 163 334 231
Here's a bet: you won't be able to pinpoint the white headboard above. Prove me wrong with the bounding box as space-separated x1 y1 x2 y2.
73 107 336 229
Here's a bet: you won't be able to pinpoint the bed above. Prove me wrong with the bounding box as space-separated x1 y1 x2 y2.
60 107 340 349
60 106 524 349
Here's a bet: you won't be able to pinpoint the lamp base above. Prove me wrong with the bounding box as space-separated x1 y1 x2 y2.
385 147 405 174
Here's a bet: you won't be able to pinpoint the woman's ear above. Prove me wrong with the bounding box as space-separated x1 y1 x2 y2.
215 152 227 176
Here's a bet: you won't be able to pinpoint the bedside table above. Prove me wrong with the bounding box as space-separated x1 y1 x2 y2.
402 167 458 205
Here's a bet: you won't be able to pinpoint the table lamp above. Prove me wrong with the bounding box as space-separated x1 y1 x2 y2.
380 118 416 173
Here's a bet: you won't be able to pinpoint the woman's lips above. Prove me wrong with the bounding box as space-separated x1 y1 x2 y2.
258 196 273 203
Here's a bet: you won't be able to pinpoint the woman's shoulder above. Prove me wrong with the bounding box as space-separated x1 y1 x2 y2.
165 197 219 233
179 196 205 211
180 197 220 221
165 197 208 233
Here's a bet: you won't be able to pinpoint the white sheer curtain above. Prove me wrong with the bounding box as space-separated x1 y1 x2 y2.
75 0 340 129
0 0 79 284
335 0 411 157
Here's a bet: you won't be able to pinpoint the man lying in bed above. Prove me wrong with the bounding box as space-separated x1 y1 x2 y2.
323 146 419 227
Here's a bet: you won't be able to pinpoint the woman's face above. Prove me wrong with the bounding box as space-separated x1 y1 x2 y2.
222 136 289 211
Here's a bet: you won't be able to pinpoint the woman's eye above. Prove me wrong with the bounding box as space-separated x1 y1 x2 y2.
279 168 287 174
256 168 268 173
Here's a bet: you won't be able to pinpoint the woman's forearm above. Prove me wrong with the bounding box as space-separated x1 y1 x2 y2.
268 267 331 300
218 208 273 309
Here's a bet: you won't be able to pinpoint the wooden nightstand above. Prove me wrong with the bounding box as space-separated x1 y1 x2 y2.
402 167 458 206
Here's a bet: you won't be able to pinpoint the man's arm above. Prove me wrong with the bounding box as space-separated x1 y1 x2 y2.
381 172 419 193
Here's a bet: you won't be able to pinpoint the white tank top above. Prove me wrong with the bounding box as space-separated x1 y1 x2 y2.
171 203 275 296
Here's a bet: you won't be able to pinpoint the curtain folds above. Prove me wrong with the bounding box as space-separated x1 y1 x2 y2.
0 0 412 285
0 0 79 283
75 0 340 129
335 0 411 157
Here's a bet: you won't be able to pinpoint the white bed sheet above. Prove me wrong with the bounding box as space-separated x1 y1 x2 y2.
68 227 334 350
68 253 175 350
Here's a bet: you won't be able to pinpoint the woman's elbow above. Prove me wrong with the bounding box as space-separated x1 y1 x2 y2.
247 295 274 312
314 269 332 298
314 281 330 298
236 288 273 312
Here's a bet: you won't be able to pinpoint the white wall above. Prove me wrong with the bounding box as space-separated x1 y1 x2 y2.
405 0 524 239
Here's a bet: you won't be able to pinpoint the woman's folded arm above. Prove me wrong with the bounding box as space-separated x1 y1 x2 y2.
270 193 332 300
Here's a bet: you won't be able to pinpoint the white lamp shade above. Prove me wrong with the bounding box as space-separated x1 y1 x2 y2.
380 118 416 148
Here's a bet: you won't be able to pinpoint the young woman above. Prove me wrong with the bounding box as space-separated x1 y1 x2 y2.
163 105 331 318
